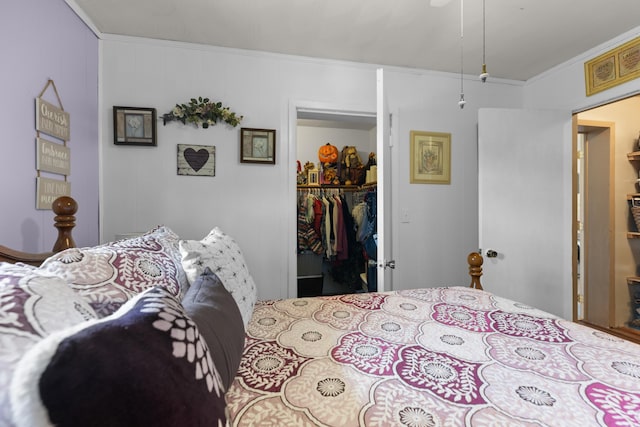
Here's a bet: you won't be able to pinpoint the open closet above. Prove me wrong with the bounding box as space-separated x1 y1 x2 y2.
296 111 377 297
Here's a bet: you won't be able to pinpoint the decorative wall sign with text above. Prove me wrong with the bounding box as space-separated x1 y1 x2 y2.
35 80 71 209
36 177 71 209
177 144 216 176
37 137 70 175
36 98 70 141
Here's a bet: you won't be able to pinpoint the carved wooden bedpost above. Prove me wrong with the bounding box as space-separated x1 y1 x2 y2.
52 196 77 252
468 252 484 290
0 196 77 266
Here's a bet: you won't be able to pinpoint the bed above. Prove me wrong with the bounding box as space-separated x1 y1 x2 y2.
2 197 640 427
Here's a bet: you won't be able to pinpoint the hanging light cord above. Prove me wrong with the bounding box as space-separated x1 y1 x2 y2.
458 0 466 108
460 0 464 90
479 0 489 82
482 0 486 66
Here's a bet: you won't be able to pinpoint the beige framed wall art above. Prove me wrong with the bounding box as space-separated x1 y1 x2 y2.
240 128 276 164
585 35 640 96
410 130 451 184
113 106 157 146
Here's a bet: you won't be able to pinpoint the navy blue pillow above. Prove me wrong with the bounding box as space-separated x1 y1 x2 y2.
10 287 227 427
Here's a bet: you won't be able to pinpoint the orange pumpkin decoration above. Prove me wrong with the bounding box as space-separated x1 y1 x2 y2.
318 143 339 164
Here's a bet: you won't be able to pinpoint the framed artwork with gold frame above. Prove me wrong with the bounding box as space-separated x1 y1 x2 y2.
410 130 451 184
585 35 640 96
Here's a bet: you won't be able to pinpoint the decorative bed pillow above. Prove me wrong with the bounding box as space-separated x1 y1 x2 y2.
0 266 97 427
10 286 227 427
182 267 245 389
179 227 257 326
38 226 189 318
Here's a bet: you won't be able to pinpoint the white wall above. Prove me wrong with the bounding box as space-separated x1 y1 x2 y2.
387 71 523 290
524 27 640 113
0 0 99 252
296 125 374 172
100 35 525 301
522 26 640 319
101 37 378 301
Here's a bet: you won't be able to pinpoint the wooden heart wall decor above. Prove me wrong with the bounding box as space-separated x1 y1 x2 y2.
177 144 215 176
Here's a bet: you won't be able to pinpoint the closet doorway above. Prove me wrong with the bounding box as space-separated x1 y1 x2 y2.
295 108 377 297
573 93 640 342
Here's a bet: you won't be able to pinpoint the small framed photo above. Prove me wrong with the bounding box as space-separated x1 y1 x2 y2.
308 168 319 186
410 130 451 184
240 128 276 164
113 106 157 146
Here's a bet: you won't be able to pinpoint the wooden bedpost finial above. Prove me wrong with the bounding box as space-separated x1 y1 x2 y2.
52 196 77 252
468 252 484 290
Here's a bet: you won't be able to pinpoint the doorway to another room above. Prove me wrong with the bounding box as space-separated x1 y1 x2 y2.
294 109 378 297
573 94 640 343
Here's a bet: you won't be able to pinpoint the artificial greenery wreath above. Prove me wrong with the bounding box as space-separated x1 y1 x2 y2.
162 97 243 128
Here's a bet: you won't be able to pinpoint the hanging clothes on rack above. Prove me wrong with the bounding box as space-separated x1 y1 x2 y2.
297 185 375 294
297 190 324 255
351 188 377 292
329 193 365 292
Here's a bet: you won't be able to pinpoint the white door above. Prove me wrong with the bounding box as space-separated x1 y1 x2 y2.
478 108 572 318
376 68 393 291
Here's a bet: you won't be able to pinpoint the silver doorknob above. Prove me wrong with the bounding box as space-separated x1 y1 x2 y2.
486 249 498 258
380 260 396 269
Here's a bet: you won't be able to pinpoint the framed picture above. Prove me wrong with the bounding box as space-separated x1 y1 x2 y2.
410 130 451 184
113 106 157 146
585 35 640 96
240 128 276 164
307 168 319 186
177 144 215 176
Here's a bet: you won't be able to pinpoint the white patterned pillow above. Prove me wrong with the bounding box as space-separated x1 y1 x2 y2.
179 227 257 326
39 226 189 318
0 265 97 427
9 286 227 427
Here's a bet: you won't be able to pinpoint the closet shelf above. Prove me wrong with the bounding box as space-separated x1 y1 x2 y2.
628 232 640 239
628 151 640 161
297 183 376 191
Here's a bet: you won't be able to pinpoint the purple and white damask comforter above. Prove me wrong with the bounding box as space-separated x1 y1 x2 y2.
226 287 640 426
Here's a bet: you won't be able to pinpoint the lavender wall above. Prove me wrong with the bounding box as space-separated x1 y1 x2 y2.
0 0 99 252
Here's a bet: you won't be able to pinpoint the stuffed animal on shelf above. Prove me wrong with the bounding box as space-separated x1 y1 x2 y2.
322 163 339 185
339 146 364 185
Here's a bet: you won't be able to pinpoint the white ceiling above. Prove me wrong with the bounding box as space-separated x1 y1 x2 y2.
69 0 640 82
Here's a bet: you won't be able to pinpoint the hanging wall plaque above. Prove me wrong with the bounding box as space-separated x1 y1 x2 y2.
35 79 71 209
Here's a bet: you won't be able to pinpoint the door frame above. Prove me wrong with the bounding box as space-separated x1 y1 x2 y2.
573 119 616 325
287 99 376 298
